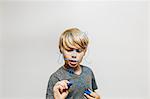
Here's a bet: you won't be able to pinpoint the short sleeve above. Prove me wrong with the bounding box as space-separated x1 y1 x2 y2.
91 71 98 91
46 74 59 99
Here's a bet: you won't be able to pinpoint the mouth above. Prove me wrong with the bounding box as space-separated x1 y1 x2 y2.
70 60 78 62
69 59 78 65
65 58 79 62
64 58 79 66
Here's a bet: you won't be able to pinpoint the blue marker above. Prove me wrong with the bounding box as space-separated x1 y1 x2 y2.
67 82 73 89
84 89 91 95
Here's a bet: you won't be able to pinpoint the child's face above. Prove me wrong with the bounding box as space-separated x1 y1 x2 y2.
62 47 86 68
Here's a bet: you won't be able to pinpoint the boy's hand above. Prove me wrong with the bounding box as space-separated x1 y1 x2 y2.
53 80 70 99
84 89 100 99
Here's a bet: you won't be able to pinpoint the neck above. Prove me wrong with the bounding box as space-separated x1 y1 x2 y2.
64 63 82 75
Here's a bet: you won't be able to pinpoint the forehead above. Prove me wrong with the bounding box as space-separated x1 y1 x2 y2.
63 43 82 50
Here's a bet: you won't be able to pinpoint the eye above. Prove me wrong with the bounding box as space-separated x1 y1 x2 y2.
76 49 83 53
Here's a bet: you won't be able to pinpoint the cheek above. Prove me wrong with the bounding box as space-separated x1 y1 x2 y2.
63 52 71 58
77 53 85 60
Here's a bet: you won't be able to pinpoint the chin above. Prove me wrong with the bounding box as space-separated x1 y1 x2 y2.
69 63 79 68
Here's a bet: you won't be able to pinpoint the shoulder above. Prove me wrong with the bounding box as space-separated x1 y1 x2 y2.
81 65 94 74
81 65 93 71
49 66 65 80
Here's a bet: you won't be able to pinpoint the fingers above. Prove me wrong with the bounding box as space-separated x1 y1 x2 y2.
88 89 96 97
63 80 70 89
53 80 70 93
58 80 68 90
84 93 93 99
59 85 64 93
92 91 100 99
84 89 100 99
53 80 70 99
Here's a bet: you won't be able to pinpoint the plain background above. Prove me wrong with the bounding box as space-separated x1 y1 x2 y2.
0 0 150 99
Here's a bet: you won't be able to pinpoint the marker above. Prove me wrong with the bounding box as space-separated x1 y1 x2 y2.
84 89 91 95
67 82 73 89
63 82 73 92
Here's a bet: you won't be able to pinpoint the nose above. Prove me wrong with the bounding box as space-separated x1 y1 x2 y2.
71 50 77 58
72 55 76 58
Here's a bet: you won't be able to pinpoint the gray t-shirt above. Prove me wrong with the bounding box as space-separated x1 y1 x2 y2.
46 65 98 99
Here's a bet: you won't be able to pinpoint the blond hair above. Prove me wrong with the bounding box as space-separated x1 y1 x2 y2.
59 28 89 53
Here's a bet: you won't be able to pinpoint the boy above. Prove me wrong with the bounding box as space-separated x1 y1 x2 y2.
46 28 100 99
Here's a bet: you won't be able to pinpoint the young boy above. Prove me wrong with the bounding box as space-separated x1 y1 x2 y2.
46 28 100 99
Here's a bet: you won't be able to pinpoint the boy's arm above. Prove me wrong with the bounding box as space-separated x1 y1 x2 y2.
46 74 59 99
91 70 98 91
84 68 100 99
46 74 69 99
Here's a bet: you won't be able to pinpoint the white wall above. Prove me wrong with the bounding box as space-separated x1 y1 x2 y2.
148 1 150 99
0 0 149 99
0 2 2 98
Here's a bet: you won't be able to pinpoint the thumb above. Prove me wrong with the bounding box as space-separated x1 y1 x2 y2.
53 86 61 96
61 90 69 98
